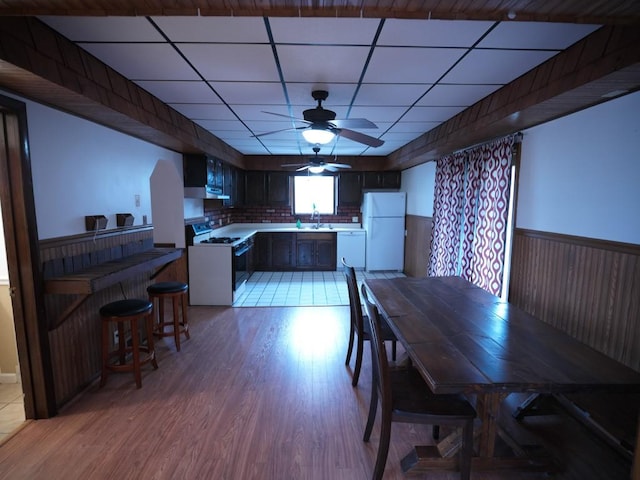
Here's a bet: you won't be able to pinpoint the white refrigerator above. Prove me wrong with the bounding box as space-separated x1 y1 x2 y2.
362 191 406 271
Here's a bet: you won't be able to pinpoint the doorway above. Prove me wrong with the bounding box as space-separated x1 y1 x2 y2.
0 94 57 420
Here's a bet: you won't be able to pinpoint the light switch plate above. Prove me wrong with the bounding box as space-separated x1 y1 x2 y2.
352 216 358 222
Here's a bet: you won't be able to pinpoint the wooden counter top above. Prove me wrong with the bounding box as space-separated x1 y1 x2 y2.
45 248 182 295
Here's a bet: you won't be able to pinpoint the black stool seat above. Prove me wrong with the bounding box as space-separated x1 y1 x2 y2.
147 281 188 295
100 298 157 389
100 299 153 317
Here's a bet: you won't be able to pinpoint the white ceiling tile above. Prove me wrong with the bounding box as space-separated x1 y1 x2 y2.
364 47 466 83
152 16 269 42
478 22 601 50
209 82 286 105
442 49 558 85
286 83 357 107
39 16 162 41
378 19 494 47
270 17 381 45
416 84 501 106
355 84 430 106
135 81 222 104
172 104 237 120
179 44 279 81
386 121 440 133
381 131 424 142
347 106 408 123
79 43 199 80
277 45 370 83
231 104 294 121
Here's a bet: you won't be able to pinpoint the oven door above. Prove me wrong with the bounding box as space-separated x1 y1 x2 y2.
233 237 253 290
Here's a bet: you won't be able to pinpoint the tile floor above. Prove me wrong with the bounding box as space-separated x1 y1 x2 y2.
233 269 406 307
0 383 25 443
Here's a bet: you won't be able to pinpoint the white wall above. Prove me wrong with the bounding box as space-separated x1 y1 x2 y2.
1 89 184 239
517 91 640 244
401 161 436 216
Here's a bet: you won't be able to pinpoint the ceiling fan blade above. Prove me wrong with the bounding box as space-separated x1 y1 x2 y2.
331 118 377 129
336 128 384 147
262 111 310 124
327 163 352 169
296 165 310 171
253 127 302 138
323 165 338 172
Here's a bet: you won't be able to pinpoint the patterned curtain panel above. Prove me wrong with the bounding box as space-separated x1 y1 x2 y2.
428 136 514 296
459 137 514 295
428 152 466 277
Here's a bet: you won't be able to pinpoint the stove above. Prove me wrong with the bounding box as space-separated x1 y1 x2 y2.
200 237 240 244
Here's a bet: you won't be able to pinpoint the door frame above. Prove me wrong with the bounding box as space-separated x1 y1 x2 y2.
0 94 56 418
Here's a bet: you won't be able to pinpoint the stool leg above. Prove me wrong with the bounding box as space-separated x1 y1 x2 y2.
157 296 165 335
130 317 142 388
172 296 181 351
100 320 109 387
145 312 159 370
181 292 190 340
117 321 127 365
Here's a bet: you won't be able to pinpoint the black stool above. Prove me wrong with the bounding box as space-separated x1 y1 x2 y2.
100 298 158 389
147 281 190 351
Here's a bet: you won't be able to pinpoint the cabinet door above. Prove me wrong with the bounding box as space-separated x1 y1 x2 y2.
183 154 209 187
381 171 401 189
271 233 294 269
245 171 266 205
316 239 336 270
267 172 290 206
223 163 234 206
296 239 315 269
338 172 362 206
253 233 271 270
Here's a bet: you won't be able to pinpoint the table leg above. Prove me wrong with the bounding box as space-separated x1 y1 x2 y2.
476 392 507 458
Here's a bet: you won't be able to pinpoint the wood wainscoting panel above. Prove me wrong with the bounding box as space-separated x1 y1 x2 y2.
509 228 640 372
404 214 432 278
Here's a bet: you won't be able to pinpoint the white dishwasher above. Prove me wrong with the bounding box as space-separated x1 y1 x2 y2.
337 230 366 270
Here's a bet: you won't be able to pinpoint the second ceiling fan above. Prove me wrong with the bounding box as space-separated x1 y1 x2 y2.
256 90 384 148
282 146 351 173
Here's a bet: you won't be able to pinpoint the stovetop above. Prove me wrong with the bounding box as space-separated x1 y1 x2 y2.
200 237 240 244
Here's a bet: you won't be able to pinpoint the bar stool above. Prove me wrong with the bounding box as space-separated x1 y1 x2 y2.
147 281 190 351
100 298 158 389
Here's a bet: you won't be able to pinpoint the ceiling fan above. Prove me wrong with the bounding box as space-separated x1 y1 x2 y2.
282 146 352 173
255 90 384 148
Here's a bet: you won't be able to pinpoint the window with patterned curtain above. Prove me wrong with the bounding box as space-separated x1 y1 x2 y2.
428 135 516 296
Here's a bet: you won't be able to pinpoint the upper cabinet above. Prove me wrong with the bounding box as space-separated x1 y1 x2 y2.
244 171 290 206
363 171 401 190
338 172 363 207
183 154 223 190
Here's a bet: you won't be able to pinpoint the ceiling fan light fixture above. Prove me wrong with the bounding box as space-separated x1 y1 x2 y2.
302 127 335 145
308 165 325 174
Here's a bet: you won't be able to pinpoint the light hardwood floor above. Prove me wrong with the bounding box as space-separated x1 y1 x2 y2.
0 305 633 479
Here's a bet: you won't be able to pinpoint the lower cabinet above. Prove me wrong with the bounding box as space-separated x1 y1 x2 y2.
296 233 336 270
254 232 336 271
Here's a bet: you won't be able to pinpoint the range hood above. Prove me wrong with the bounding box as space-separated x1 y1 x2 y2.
184 185 230 200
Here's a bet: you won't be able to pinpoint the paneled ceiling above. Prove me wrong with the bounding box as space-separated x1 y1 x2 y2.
1 1 640 166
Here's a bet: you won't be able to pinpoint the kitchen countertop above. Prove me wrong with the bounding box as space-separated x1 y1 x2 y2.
211 222 364 242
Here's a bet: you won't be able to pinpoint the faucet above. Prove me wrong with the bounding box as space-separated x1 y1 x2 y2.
311 208 321 229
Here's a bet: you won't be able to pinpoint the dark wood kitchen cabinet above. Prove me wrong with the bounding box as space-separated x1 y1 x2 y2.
338 172 363 206
183 154 224 190
253 232 295 270
244 171 290 206
223 164 244 207
296 232 336 270
363 171 401 189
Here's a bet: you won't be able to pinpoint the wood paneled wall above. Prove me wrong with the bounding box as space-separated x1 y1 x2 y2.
509 229 640 372
404 214 432 278
40 227 186 406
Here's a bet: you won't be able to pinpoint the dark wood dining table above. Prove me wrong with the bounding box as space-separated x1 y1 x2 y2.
363 275 640 472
